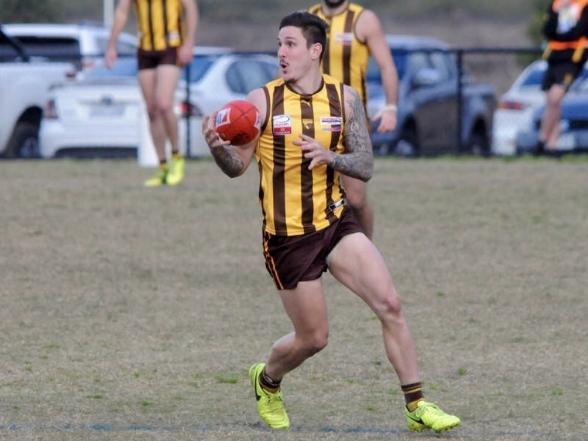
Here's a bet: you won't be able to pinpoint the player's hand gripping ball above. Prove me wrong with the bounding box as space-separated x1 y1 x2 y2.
214 100 261 146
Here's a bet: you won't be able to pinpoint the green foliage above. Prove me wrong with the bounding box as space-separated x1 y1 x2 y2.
515 0 550 66
528 0 551 44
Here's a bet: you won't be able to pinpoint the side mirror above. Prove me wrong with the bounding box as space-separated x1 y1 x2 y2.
412 68 442 88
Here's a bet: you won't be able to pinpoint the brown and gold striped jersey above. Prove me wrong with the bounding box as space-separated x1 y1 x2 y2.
134 0 184 51
257 75 347 236
309 2 370 106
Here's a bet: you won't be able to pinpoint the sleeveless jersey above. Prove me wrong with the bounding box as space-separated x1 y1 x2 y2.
134 0 184 51
545 0 588 62
257 75 347 236
309 3 370 106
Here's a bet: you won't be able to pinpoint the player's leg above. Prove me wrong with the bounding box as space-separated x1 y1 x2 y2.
155 64 181 152
155 64 184 184
139 68 169 186
341 176 374 239
139 68 167 161
250 279 328 429
540 84 566 150
327 232 418 383
326 233 460 432
266 279 329 379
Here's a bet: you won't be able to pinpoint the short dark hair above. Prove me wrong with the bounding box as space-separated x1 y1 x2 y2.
279 11 328 60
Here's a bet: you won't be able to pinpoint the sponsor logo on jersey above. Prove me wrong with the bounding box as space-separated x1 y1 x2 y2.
320 116 343 132
273 114 292 135
335 32 354 46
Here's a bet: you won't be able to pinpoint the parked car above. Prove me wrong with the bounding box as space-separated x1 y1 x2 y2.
515 75 588 154
1 23 136 75
0 25 73 158
39 49 277 158
184 50 277 115
367 35 496 156
492 59 588 155
40 57 148 158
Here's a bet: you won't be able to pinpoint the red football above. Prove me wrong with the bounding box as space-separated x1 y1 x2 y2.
214 100 261 146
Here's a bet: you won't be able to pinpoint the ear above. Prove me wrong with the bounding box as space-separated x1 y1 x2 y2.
310 42 323 61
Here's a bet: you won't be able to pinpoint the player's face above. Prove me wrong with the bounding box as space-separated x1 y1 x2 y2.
277 26 314 82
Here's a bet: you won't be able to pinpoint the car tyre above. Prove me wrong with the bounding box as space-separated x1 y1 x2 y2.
5 122 40 158
465 131 490 157
395 126 419 157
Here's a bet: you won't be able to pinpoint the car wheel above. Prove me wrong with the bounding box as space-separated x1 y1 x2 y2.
465 131 490 157
373 143 392 156
5 122 40 159
395 127 419 157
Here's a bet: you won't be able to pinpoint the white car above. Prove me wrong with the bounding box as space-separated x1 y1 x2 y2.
2 23 137 75
0 25 73 158
184 51 277 115
39 49 277 159
492 60 588 155
40 57 204 159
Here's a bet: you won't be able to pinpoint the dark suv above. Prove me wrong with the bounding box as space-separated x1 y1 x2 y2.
367 35 496 156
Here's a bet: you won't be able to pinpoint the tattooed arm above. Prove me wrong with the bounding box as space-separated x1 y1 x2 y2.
206 135 248 178
202 88 264 178
294 86 373 181
334 86 374 181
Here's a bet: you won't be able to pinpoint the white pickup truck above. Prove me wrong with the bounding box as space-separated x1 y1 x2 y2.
0 27 72 157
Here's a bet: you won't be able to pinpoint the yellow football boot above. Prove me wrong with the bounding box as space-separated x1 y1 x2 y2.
249 362 290 429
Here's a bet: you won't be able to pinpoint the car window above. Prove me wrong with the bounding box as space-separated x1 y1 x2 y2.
2 36 81 62
226 59 274 94
409 52 429 73
429 52 452 82
261 60 279 81
183 54 219 83
367 51 407 82
520 67 546 87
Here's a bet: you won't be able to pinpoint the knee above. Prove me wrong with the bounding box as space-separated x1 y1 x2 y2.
546 95 562 109
546 89 565 108
146 104 159 121
300 330 328 357
373 291 404 323
156 99 174 116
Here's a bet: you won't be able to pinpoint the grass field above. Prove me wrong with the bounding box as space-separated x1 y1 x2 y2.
1 157 587 441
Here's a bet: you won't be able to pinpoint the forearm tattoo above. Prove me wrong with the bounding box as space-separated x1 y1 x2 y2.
211 146 244 178
331 88 374 182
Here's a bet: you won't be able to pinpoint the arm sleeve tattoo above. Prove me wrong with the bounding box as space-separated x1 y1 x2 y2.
210 146 245 178
330 88 374 182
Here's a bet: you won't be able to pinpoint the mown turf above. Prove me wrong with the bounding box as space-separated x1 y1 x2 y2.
1 157 587 440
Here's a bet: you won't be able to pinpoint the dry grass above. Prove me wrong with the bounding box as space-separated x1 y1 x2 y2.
1 157 587 440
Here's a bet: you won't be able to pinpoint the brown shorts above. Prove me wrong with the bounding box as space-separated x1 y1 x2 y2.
262 206 364 290
137 47 179 70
